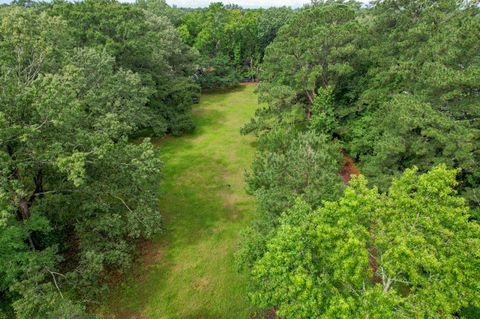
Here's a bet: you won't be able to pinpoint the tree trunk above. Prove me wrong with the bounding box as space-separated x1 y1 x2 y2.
8 149 43 250
15 196 39 250
29 169 43 205
305 89 315 120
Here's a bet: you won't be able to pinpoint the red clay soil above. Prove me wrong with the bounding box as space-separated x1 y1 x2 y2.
338 153 382 283
339 152 360 185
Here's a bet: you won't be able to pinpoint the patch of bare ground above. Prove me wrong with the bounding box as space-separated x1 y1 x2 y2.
139 240 167 266
211 223 227 234
103 311 151 319
338 154 380 282
193 134 207 143
220 191 243 220
250 307 280 319
219 168 249 220
193 277 211 292
100 240 162 286
339 151 360 184
99 239 168 319
192 107 208 116
150 135 174 147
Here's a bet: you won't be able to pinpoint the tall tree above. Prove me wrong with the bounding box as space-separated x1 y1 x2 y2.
0 7 162 317
49 0 199 136
179 3 280 88
250 166 480 318
136 0 184 26
346 0 480 206
236 127 344 276
244 3 362 134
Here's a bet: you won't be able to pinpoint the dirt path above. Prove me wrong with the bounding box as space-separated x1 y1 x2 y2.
339 152 360 184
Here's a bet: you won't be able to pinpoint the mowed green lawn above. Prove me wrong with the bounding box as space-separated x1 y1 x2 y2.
103 85 259 319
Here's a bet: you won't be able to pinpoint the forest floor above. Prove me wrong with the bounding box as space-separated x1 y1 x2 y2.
101 85 260 319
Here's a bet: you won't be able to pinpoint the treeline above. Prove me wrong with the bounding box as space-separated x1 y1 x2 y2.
238 1 480 318
178 3 293 89
0 0 198 317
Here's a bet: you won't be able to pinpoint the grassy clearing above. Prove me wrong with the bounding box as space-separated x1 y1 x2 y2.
102 85 260 319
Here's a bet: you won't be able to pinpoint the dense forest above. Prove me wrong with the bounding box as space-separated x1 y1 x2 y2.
0 0 479 318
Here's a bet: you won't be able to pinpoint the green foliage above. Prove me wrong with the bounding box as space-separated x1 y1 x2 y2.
180 3 253 87
350 94 478 191
2 0 479 318
245 2 362 135
242 4 480 317
247 0 480 210
309 86 337 135
237 127 344 277
246 128 344 217
179 4 292 88
195 54 241 90
345 0 480 207
48 0 199 136
0 4 165 317
136 0 185 26
249 166 480 318
256 7 293 60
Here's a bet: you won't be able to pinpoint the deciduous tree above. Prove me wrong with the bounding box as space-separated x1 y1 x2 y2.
250 166 480 318
0 7 162 317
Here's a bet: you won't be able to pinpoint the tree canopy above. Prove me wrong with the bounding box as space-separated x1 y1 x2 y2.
244 0 480 208
48 0 199 136
250 166 480 318
1 0 479 318
179 3 293 88
239 1 480 318
0 2 172 317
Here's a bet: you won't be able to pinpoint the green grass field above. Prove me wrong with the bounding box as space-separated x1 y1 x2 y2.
103 85 260 319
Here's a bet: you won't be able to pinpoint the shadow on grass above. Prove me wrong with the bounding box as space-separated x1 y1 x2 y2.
200 84 248 95
150 107 227 150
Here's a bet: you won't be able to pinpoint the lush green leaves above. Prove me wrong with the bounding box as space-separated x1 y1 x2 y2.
250 166 480 318
237 127 344 277
246 128 344 216
241 3 480 317
345 0 480 207
247 0 480 209
0 4 166 317
179 4 293 88
246 3 363 135
49 0 199 136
